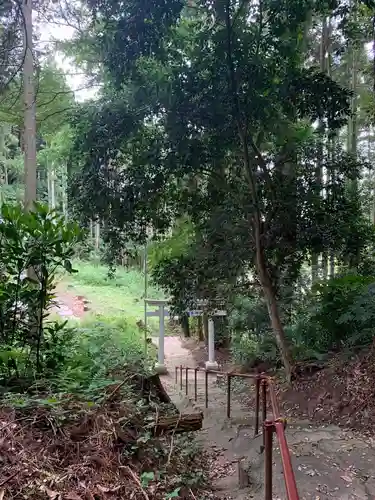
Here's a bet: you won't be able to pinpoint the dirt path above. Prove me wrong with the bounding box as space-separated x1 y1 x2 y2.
53 283 89 319
160 336 375 500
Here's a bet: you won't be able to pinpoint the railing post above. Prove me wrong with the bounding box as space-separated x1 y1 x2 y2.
205 370 208 408
255 376 260 437
180 365 183 391
262 379 267 421
227 374 231 418
262 380 267 447
194 368 198 401
264 420 274 500
185 367 189 395
175 366 178 384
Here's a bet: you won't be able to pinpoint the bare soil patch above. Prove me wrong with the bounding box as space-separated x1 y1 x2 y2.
53 282 90 319
279 345 375 434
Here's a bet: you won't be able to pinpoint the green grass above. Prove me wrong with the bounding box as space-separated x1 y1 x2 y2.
63 261 165 327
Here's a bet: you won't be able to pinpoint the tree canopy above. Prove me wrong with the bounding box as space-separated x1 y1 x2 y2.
65 0 375 378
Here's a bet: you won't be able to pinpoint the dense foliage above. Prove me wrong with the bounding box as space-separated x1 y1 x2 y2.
0 203 81 381
66 0 375 377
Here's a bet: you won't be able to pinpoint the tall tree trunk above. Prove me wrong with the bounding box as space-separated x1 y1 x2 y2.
180 314 190 338
47 167 51 208
329 252 335 278
311 17 328 285
327 17 335 278
62 164 68 220
203 312 209 343
347 0 358 162
95 221 100 250
254 221 293 380
197 316 204 341
223 0 292 379
322 253 328 280
22 0 36 210
50 167 56 209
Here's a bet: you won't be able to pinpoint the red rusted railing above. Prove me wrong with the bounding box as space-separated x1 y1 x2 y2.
175 366 299 500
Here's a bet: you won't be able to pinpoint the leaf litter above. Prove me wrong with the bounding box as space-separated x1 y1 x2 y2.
0 371 221 500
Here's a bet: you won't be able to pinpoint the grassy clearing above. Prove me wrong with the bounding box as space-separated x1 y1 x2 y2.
62 261 164 326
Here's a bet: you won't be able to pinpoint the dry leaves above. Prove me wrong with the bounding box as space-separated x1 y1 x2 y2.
0 384 213 500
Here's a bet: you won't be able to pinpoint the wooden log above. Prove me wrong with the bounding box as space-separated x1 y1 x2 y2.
150 412 204 436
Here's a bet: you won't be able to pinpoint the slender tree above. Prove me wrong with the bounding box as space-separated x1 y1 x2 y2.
22 0 37 209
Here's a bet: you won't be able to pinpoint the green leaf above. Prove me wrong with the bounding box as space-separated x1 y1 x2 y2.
140 471 155 488
165 488 180 499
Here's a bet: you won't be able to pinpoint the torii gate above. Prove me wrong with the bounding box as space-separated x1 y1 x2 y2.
145 298 227 374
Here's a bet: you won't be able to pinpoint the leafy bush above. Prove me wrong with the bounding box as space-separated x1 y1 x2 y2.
0 202 81 380
292 274 375 353
54 316 149 395
229 294 287 367
228 295 270 337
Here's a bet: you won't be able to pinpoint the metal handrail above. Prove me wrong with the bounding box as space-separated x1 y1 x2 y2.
175 365 299 500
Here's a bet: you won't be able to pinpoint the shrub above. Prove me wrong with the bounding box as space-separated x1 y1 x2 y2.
0 202 82 380
228 295 278 367
54 316 149 395
292 274 375 353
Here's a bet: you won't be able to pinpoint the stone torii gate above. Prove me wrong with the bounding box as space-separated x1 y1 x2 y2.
145 298 227 374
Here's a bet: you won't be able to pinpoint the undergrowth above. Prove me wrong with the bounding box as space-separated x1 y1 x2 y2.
0 378 212 499
0 317 212 499
229 274 375 370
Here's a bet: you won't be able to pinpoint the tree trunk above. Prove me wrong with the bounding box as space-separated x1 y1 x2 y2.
197 316 204 341
95 221 100 249
253 211 292 380
329 251 335 278
62 163 68 220
203 312 209 343
312 17 328 286
346 1 358 195
51 167 56 209
223 0 292 379
256 251 293 382
22 0 37 210
322 252 328 281
311 255 319 285
180 314 190 337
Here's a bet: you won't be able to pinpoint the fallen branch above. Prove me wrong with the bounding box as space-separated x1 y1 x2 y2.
0 471 18 488
125 466 150 500
150 412 203 436
167 412 182 465
189 488 198 499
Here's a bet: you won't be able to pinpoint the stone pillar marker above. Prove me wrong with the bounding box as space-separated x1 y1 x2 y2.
155 302 166 373
205 317 219 371
145 298 226 374
145 299 169 375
